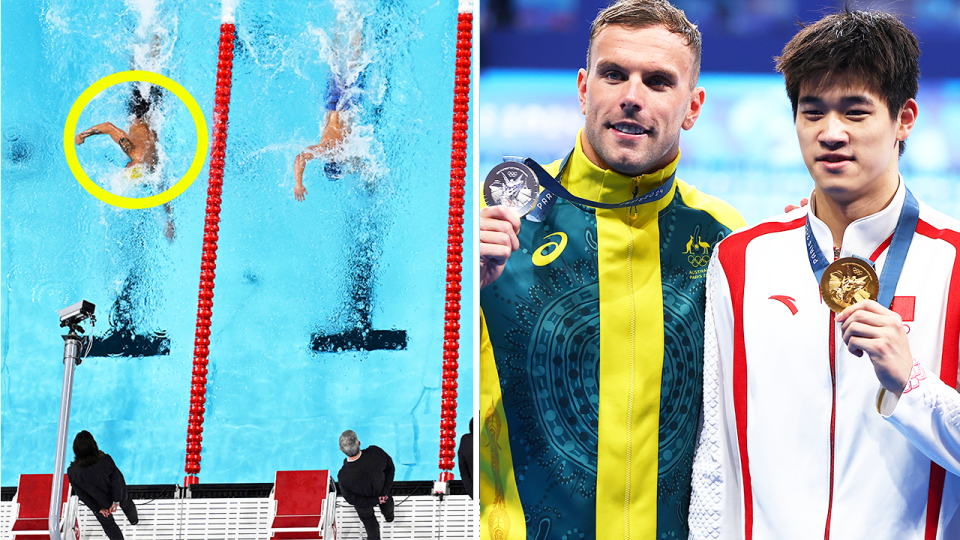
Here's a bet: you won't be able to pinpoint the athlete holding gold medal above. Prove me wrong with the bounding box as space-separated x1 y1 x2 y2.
690 9 960 539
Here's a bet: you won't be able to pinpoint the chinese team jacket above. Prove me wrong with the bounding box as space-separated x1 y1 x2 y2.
690 180 960 539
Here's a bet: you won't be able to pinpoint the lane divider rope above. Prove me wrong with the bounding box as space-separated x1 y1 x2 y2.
184 18 236 487
437 0 473 483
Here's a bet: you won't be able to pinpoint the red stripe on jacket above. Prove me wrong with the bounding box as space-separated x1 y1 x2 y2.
916 220 960 539
716 216 807 540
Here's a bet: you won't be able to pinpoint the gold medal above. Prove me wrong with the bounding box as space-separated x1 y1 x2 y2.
820 257 879 313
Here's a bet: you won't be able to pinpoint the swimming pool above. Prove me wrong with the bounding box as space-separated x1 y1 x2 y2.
1 0 474 485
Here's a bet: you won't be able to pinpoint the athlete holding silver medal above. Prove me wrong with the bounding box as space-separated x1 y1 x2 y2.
478 2 745 538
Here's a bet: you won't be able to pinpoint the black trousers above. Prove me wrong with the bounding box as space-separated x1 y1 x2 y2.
91 494 138 540
354 496 394 540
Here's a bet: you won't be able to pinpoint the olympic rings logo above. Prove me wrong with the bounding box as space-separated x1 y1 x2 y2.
688 254 710 267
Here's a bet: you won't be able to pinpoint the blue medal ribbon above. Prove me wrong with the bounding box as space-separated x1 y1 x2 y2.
805 187 920 308
506 151 676 222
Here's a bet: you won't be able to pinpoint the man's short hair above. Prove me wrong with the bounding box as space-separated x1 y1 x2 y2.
776 9 920 155
339 430 361 457
586 0 702 86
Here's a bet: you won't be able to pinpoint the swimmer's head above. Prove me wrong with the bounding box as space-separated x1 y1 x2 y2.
128 85 163 119
324 162 343 180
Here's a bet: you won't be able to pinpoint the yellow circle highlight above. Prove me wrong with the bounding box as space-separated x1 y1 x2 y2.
64 70 209 209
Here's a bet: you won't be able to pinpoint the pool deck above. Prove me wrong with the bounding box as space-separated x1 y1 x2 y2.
0 481 476 539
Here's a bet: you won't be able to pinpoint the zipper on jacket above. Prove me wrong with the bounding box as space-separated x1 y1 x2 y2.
823 310 837 540
824 246 840 539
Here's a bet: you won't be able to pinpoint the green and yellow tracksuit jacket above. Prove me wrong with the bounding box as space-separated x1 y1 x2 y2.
480 132 745 540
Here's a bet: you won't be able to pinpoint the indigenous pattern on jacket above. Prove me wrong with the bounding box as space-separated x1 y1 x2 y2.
480 134 744 540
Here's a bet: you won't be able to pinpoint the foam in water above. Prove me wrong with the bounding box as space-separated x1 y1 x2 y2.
221 0 239 23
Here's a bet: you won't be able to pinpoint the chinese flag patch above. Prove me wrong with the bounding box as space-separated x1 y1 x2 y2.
890 296 915 321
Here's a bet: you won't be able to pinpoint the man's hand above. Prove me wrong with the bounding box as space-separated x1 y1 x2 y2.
784 197 809 213
294 184 308 202
837 299 913 397
75 129 97 145
480 206 521 289
99 508 112 517
378 496 388 504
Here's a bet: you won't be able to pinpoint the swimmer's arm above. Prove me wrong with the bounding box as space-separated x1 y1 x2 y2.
293 145 322 201
75 122 134 155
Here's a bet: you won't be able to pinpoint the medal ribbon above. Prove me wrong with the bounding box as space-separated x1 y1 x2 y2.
506 152 676 222
805 187 920 308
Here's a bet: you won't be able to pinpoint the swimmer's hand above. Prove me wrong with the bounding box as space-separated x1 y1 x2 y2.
785 197 809 213
75 132 88 145
480 205 521 289
165 219 176 242
294 184 308 202
837 300 913 398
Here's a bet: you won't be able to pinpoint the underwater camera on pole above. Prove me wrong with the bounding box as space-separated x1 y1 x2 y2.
58 300 96 333
49 299 96 540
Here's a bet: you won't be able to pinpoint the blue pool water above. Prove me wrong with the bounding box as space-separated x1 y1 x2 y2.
1 0 474 485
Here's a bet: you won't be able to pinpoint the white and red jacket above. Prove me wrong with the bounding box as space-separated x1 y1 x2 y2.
689 180 960 540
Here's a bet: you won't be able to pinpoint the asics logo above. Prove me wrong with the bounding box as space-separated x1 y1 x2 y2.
532 232 567 267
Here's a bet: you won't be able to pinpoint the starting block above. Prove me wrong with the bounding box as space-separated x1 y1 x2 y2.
10 474 74 539
269 470 337 539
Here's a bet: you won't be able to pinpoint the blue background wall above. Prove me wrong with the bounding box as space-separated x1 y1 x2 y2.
478 0 960 225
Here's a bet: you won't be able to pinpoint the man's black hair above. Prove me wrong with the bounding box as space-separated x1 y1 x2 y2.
128 85 163 119
776 9 920 156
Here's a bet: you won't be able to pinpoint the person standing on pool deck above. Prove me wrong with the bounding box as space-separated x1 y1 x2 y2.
337 430 395 540
478 1 745 538
689 10 960 539
67 431 139 540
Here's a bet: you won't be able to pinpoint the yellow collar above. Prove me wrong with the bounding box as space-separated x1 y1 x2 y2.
562 128 679 209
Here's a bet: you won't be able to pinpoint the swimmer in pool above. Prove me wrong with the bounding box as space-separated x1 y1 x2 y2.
293 21 364 202
75 85 160 176
75 84 175 241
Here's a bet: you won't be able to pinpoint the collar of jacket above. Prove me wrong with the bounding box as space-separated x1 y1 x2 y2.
807 175 906 260
561 128 680 210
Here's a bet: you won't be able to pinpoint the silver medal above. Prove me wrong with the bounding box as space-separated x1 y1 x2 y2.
483 162 539 217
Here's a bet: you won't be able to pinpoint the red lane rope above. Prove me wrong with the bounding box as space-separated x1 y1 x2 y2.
437 9 472 483
184 21 236 487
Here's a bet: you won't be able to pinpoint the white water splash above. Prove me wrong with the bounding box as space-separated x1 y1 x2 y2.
317 0 388 187
221 0 239 24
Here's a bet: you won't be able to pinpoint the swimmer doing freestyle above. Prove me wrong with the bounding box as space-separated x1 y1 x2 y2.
75 84 175 241
293 17 365 201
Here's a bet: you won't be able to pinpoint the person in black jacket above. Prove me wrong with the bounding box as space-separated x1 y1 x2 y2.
337 430 394 540
66 431 138 540
458 418 474 499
